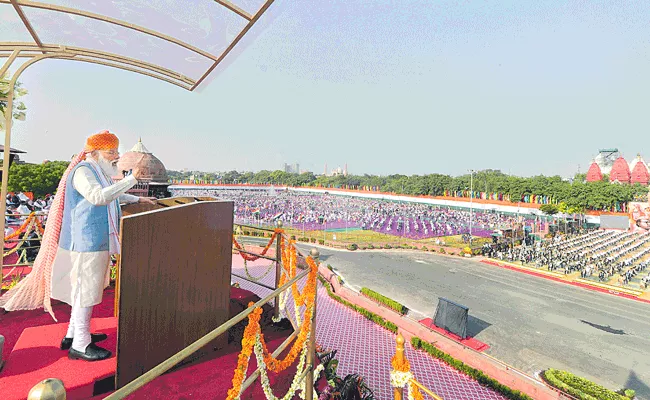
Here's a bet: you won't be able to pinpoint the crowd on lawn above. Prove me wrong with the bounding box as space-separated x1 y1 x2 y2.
484 229 650 288
170 188 531 240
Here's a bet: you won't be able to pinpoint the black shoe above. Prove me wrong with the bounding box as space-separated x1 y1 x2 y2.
68 343 112 361
60 333 108 350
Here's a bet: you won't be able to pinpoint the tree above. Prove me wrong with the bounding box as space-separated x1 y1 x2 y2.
8 161 69 198
0 72 28 129
539 204 559 215
574 173 586 182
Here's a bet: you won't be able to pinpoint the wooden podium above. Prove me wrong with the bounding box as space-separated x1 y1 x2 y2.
114 197 233 389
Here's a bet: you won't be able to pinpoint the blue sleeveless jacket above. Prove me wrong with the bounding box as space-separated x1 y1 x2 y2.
59 161 117 252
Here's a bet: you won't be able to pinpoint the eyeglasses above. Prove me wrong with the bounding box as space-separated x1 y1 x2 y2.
101 149 120 156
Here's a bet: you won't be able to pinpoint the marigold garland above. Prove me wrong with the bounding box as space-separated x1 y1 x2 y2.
35 218 45 235
257 250 317 373
225 234 319 399
3 218 37 257
390 350 425 400
278 239 308 307
243 258 276 282
261 293 315 373
233 232 278 261
4 212 37 241
226 303 263 400
391 354 411 373
408 382 425 400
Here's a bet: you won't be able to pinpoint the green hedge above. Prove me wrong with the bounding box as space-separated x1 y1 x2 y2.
410 337 533 400
317 275 398 333
543 369 633 400
360 287 408 315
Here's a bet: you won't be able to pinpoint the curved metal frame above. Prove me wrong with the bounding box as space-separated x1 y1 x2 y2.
0 0 276 260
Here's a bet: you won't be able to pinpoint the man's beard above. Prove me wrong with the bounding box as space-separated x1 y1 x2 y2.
97 154 119 178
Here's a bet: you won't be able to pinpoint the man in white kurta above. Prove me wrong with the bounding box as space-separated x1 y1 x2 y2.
49 131 155 361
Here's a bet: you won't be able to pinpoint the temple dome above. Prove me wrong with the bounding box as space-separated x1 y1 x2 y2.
609 156 631 183
630 154 650 185
585 160 603 182
117 138 168 183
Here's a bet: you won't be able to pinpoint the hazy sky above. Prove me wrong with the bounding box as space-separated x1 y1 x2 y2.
3 0 650 178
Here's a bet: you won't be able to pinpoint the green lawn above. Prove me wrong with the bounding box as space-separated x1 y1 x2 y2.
283 227 489 250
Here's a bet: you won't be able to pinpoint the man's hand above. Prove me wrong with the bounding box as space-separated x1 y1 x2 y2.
138 197 157 205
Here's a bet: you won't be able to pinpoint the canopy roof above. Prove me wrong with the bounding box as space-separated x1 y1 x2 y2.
0 0 275 90
0 144 25 153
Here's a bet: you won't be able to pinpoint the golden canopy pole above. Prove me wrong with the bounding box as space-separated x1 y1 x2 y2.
0 52 18 270
0 52 63 269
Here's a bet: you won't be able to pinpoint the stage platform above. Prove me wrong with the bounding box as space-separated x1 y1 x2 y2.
0 287 303 400
1 318 117 400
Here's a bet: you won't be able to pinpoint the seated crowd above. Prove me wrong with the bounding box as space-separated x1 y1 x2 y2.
171 188 533 240
486 229 650 288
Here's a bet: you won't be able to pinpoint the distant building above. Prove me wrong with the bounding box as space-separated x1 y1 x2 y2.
116 138 170 198
585 150 650 185
630 154 650 185
283 162 300 174
609 157 631 184
323 163 348 177
585 160 603 182
593 148 621 175
329 166 346 177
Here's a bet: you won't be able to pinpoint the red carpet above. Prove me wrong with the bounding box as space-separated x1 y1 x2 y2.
418 318 490 352
0 318 117 400
481 259 650 304
0 285 318 399
2 265 32 278
2 252 21 267
0 288 115 364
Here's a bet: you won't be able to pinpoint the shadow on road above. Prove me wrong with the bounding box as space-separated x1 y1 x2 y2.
580 320 626 335
625 370 650 399
467 315 492 338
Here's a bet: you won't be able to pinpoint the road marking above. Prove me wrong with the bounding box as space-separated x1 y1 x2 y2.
414 259 428 264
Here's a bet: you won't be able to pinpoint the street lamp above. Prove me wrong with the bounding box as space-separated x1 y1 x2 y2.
469 169 474 244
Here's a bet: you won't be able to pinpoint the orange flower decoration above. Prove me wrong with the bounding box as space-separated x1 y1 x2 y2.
226 303 263 400
225 236 320 397
409 382 424 400
4 213 36 241
261 257 317 373
233 232 278 261
391 354 411 373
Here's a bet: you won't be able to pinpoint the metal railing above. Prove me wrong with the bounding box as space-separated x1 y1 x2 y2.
232 223 284 320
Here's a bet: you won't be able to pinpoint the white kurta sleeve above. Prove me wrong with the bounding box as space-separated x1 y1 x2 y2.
119 193 140 204
72 167 138 206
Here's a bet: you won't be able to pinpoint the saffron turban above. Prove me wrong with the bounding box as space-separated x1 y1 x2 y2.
84 130 119 152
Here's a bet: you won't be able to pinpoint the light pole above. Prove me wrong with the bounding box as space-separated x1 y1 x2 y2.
469 169 474 244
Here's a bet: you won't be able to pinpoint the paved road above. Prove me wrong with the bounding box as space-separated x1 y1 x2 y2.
303 246 650 399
